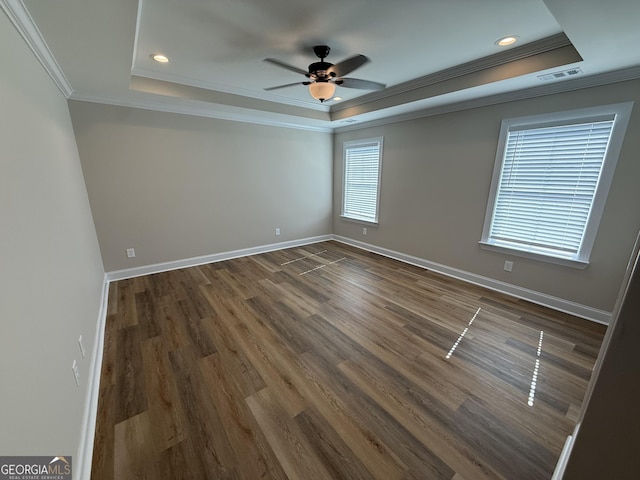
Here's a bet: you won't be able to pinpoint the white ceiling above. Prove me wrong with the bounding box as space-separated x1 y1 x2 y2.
4 0 640 131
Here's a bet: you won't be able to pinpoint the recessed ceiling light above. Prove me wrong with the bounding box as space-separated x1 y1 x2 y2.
496 36 519 47
151 53 170 63
332 96 342 102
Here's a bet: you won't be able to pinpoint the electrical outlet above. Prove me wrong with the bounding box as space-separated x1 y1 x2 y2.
78 335 86 358
275 227 280 236
363 227 367 235
504 260 513 272
126 248 135 258
72 360 80 387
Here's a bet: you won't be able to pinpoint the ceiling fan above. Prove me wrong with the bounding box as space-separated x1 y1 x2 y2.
264 45 386 102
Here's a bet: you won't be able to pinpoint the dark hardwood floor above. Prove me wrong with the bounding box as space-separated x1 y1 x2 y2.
91 240 605 479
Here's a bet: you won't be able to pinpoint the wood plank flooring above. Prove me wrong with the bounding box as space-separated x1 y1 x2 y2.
91 241 606 479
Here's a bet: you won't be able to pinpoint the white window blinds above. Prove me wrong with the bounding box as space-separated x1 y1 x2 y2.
487 118 615 260
343 138 382 223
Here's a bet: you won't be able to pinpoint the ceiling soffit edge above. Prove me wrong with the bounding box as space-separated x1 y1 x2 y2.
131 67 329 112
331 33 577 114
67 93 333 133
129 75 330 122
331 44 582 121
64 65 640 134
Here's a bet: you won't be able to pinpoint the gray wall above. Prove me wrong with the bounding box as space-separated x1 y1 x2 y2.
69 102 333 272
0 10 105 460
334 80 640 313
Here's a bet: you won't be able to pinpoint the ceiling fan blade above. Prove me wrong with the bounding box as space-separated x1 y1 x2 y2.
263 58 308 76
264 81 310 91
336 78 386 90
327 54 369 77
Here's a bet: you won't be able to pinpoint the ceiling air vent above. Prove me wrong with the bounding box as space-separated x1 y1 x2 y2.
538 67 583 81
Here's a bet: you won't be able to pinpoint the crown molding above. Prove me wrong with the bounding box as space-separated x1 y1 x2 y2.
334 65 640 133
0 0 73 97
68 91 333 133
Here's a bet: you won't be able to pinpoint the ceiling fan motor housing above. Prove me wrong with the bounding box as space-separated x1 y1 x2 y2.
308 61 334 80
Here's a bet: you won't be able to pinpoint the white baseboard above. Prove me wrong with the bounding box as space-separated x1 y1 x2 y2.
106 235 332 281
106 233 611 322
75 275 110 480
552 424 581 480
334 235 611 324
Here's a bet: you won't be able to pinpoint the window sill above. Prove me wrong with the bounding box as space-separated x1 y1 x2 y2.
340 215 378 227
479 241 589 269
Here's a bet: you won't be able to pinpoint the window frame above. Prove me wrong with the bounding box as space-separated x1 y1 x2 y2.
480 102 633 268
341 137 384 225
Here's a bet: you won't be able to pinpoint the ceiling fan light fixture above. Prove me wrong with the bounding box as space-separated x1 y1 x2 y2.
309 82 336 102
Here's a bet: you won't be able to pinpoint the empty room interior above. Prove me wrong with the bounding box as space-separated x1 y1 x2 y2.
2 0 640 479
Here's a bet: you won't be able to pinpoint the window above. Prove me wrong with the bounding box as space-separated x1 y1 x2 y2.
481 103 632 268
342 137 383 224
